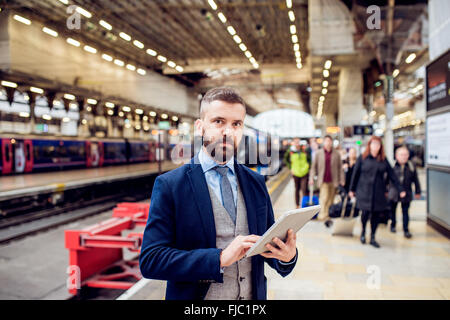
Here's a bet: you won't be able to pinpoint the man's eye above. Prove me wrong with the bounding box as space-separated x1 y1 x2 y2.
234 122 242 127
214 120 223 124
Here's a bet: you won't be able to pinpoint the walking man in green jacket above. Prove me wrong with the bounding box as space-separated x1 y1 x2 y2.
284 138 311 209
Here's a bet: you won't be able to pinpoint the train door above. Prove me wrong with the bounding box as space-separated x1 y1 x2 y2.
85 141 92 167
149 141 156 162
89 142 100 167
14 141 26 173
98 142 104 167
1 139 13 175
24 139 34 173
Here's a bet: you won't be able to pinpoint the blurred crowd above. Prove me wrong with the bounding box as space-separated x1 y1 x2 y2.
283 135 421 248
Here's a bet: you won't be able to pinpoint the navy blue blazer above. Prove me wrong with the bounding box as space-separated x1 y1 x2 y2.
139 156 297 300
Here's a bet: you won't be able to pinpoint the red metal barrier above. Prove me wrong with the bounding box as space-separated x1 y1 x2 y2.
65 202 150 295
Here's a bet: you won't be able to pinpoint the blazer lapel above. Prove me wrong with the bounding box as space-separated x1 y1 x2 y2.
234 162 258 235
186 156 216 248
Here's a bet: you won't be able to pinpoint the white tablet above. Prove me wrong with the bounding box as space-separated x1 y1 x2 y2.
245 205 320 258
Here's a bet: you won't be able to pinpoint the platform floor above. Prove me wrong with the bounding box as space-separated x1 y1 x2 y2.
265 175 449 300
0 161 179 200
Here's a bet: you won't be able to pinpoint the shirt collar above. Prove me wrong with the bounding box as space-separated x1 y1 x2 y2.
198 148 235 175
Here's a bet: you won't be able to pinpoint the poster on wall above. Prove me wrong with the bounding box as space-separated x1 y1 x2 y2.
426 112 450 167
426 49 450 112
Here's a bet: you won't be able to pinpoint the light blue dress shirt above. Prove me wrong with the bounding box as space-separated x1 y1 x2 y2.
198 148 238 208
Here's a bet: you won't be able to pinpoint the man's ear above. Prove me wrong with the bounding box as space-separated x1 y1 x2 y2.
194 119 203 136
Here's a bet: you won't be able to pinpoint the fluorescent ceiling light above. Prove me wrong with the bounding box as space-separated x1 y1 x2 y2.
84 45 97 54
102 54 113 61
291 34 298 43
99 20 112 31
135 109 143 114
324 60 332 69
62 117 71 122
157 55 167 62
30 86 44 94
133 40 144 49
137 68 147 75
105 102 115 108
295 51 301 58
249 57 256 64
64 93 75 100
172 116 178 121
67 38 80 47
43 114 52 120
42 27 58 37
239 43 247 51
19 112 30 118
122 106 131 112
288 11 295 22
290 25 296 34
218 12 227 23
161 114 168 119
293 43 300 51
58 0 69 4
405 53 416 64
322 80 329 87
107 110 114 115
393 69 400 77
252 62 259 69
175 66 184 72
167 61 176 68
149 111 157 117
323 69 330 77
319 96 325 102
286 0 292 9
87 98 97 104
245 51 252 58
1 81 18 88
76 7 92 19
208 0 218 10
296 63 302 69
119 32 131 41
13 15 31 25
233 35 242 44
322 88 328 95
114 59 124 67
146 49 157 56
126 64 136 71
227 26 236 36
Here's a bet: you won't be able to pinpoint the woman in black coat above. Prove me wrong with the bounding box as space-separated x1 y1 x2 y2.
349 136 405 248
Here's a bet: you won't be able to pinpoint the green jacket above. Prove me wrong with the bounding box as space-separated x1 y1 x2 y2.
284 150 310 178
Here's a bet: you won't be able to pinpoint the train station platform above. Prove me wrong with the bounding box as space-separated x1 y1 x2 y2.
120 168 450 300
0 161 180 201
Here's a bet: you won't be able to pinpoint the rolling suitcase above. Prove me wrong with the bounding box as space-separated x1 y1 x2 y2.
331 196 357 236
301 186 319 219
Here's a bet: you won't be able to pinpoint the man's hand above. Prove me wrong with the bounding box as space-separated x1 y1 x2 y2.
415 194 421 200
400 191 406 198
220 235 260 268
308 179 314 186
260 229 297 263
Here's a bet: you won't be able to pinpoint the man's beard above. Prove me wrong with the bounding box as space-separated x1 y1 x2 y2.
203 134 237 163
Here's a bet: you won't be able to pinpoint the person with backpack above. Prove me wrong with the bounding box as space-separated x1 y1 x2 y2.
284 138 311 209
388 146 421 238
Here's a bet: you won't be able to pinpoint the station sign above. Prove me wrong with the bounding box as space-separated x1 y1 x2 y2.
353 125 373 136
426 49 450 112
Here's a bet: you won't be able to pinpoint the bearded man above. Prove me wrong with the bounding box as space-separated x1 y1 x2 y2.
139 87 298 300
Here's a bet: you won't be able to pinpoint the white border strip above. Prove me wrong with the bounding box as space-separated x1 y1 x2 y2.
116 278 152 300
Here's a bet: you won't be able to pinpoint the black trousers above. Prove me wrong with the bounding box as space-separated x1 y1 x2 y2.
389 200 410 232
361 210 383 236
293 175 307 206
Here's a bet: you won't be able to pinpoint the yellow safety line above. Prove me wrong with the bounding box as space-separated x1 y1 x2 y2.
268 170 291 195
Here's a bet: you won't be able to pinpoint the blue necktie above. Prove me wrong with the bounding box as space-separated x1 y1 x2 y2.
214 166 236 224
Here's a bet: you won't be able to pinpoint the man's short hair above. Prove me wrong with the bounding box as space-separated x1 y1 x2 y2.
324 135 333 141
200 87 246 119
396 145 410 154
